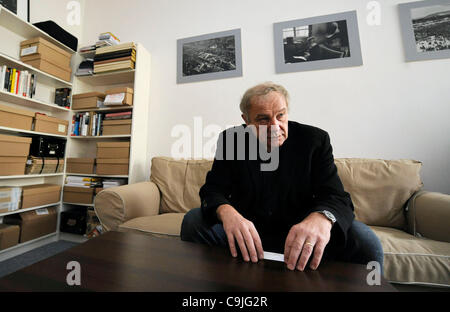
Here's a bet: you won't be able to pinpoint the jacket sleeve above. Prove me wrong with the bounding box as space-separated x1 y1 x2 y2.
199 131 233 224
308 132 355 246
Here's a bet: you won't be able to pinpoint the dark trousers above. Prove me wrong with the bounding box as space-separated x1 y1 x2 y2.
181 208 384 273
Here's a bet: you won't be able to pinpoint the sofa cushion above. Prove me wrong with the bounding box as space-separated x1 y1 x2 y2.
150 157 213 214
370 226 450 287
336 159 423 229
119 213 185 237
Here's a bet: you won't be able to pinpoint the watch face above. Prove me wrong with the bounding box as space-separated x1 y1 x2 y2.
323 211 336 223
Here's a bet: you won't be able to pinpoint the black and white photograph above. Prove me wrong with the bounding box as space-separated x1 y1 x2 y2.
412 4 450 52
177 29 242 84
282 20 350 63
274 11 363 73
399 0 450 62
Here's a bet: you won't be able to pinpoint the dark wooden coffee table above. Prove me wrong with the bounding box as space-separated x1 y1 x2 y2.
0 231 395 292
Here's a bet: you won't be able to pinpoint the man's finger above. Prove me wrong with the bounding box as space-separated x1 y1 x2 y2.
242 229 258 263
235 231 250 262
284 231 295 263
226 232 237 258
310 240 326 270
287 236 305 271
296 239 315 271
249 226 264 260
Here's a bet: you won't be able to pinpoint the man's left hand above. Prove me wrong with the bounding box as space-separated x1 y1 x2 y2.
284 212 333 271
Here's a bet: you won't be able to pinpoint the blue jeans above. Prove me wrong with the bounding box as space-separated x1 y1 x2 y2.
181 208 384 273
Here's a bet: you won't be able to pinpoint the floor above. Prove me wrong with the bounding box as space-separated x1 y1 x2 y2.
0 240 79 279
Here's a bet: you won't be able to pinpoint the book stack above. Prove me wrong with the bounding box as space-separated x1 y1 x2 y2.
104 111 132 121
72 112 104 137
94 42 136 74
0 65 37 98
65 176 102 188
96 32 120 49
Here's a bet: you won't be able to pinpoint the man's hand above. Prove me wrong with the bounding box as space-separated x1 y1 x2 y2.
284 212 332 271
217 204 264 263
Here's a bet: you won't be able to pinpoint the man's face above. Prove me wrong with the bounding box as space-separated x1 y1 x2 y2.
243 91 289 149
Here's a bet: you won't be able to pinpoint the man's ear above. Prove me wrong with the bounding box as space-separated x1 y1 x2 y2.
242 114 249 125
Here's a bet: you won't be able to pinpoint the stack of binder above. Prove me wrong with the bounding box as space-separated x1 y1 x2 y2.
93 42 136 74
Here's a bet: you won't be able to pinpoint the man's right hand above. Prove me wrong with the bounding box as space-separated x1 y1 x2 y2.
217 204 264 263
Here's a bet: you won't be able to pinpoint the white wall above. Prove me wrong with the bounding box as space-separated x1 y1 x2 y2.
37 0 450 193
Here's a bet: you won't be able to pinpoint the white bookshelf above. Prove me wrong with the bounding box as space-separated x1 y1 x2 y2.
0 125 68 139
62 42 151 240
0 5 74 261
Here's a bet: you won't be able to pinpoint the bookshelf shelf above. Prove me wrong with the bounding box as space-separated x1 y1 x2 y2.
70 135 132 140
0 202 61 218
72 106 133 113
0 91 70 113
0 173 64 180
0 125 68 139
66 173 129 178
0 6 75 54
75 69 135 86
0 52 72 88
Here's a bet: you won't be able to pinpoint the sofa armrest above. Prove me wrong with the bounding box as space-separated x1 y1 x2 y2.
406 191 450 243
94 181 161 232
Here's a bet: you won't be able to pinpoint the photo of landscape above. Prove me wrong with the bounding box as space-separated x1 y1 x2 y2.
411 4 450 52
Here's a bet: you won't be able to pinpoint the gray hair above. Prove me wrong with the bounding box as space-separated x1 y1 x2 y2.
240 82 290 120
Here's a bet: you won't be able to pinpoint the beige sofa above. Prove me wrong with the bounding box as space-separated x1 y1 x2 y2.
95 157 450 287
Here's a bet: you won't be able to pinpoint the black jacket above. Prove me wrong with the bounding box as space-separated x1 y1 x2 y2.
200 121 355 252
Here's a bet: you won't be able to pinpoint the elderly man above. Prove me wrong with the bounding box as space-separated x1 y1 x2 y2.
181 82 383 272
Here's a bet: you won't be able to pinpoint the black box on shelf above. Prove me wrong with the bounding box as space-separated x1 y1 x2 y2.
55 88 72 108
60 208 87 235
30 136 66 158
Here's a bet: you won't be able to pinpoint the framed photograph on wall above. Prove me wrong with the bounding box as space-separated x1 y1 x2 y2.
0 0 29 22
399 0 450 62
273 11 363 74
177 29 243 84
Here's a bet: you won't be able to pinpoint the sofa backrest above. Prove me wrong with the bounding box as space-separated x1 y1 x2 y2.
150 157 423 229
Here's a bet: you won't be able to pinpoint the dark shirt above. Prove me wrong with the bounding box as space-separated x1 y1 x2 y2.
200 121 355 253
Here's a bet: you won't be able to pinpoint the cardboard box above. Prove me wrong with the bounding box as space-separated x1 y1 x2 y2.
102 119 132 136
3 206 58 243
0 104 35 131
0 187 22 214
0 156 28 176
95 188 104 195
0 224 20 250
25 157 65 175
72 92 106 110
21 184 62 209
22 56 72 82
0 134 32 157
20 37 72 69
96 159 129 175
63 186 94 205
105 87 134 106
33 114 69 135
96 142 130 159
66 158 95 174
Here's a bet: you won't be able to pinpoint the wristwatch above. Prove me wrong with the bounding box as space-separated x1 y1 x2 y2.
319 210 336 226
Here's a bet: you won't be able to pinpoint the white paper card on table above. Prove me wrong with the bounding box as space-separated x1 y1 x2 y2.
263 251 285 262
